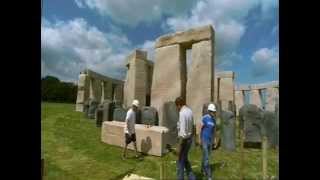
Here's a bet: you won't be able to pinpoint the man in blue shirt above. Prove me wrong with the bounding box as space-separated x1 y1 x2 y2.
200 103 217 180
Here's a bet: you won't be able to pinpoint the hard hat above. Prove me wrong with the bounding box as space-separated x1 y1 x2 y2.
208 103 216 112
132 99 140 107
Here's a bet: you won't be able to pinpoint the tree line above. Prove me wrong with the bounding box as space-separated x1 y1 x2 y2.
41 76 78 103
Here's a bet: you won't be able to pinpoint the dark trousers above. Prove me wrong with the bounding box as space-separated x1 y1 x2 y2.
177 137 196 180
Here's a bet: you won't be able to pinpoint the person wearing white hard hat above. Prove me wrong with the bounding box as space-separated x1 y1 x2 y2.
200 103 217 180
122 99 139 159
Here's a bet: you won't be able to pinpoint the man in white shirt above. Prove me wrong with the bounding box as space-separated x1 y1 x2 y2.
122 100 139 159
175 97 196 180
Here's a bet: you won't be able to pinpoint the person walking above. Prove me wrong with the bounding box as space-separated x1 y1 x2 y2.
175 97 196 180
200 103 217 180
122 99 140 159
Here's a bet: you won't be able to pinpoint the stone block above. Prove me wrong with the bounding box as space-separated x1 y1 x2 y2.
155 25 214 48
75 104 84 112
239 104 264 143
187 40 214 135
221 110 236 151
250 89 262 108
141 106 159 126
163 102 179 145
101 121 170 156
151 44 185 125
265 87 279 111
113 107 127 122
88 99 99 119
262 111 277 148
235 90 244 116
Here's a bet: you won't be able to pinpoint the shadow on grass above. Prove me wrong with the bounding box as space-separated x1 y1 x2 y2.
109 168 135 180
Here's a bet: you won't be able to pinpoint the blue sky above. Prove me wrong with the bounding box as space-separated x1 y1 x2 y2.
41 0 278 85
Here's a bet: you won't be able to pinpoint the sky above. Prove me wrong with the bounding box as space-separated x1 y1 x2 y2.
41 0 279 85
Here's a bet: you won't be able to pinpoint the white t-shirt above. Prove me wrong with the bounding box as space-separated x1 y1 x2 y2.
124 108 136 135
177 105 194 139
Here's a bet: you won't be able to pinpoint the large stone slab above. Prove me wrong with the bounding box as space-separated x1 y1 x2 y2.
239 104 264 143
221 110 236 151
113 107 127 122
151 44 185 125
101 121 170 156
88 99 99 119
187 40 214 136
155 25 214 48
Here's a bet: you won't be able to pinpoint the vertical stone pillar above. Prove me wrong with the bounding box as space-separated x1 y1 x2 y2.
100 81 105 103
217 72 234 111
104 81 113 101
89 78 95 100
114 84 124 104
235 90 244 116
250 89 262 108
265 87 278 111
151 44 185 126
76 73 89 112
187 40 214 136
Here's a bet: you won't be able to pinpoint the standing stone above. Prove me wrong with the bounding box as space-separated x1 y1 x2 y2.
187 40 214 137
102 99 113 122
113 107 127 122
221 110 236 151
239 104 264 144
151 44 185 126
163 101 179 145
114 84 124 104
235 90 244 116
123 50 153 108
250 89 262 108
88 99 99 119
215 71 235 111
263 110 277 148
76 73 90 112
265 87 279 111
96 105 104 127
141 106 159 126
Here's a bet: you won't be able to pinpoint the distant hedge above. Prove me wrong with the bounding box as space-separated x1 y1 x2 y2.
41 76 77 103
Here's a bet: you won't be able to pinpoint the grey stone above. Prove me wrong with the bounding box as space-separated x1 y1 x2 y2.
96 105 104 127
88 99 99 119
239 104 264 143
102 99 113 122
113 107 127 122
262 111 277 148
141 106 159 126
163 101 179 145
221 110 236 151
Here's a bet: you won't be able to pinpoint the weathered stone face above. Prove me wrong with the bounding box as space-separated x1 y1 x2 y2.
124 50 153 108
155 25 214 48
101 99 113 122
265 87 279 111
113 107 127 122
88 99 99 119
101 121 170 156
141 107 159 126
186 40 214 135
250 89 262 108
262 111 277 148
96 106 104 127
151 44 185 125
162 102 179 145
235 90 244 116
76 74 90 112
239 104 264 143
221 110 236 151
216 72 234 111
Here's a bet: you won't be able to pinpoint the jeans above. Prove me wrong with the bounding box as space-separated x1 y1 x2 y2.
177 137 196 180
201 140 213 180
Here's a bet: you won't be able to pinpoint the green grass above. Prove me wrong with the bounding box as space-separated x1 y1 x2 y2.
42 102 278 180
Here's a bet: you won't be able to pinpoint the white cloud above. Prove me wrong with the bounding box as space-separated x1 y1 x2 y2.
138 40 155 61
74 0 196 27
41 18 131 82
251 47 278 77
163 0 278 69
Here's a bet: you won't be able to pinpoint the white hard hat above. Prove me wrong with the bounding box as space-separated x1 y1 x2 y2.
208 103 216 112
132 99 140 107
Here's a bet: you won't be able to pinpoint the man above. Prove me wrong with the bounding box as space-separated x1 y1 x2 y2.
200 103 217 180
122 99 139 159
175 97 196 180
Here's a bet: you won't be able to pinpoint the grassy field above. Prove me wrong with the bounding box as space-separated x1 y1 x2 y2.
42 102 278 180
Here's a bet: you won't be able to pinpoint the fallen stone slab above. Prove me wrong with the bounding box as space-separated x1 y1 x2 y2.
101 121 170 156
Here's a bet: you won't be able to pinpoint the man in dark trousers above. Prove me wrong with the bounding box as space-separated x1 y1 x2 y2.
122 100 140 159
200 103 217 180
175 97 196 180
